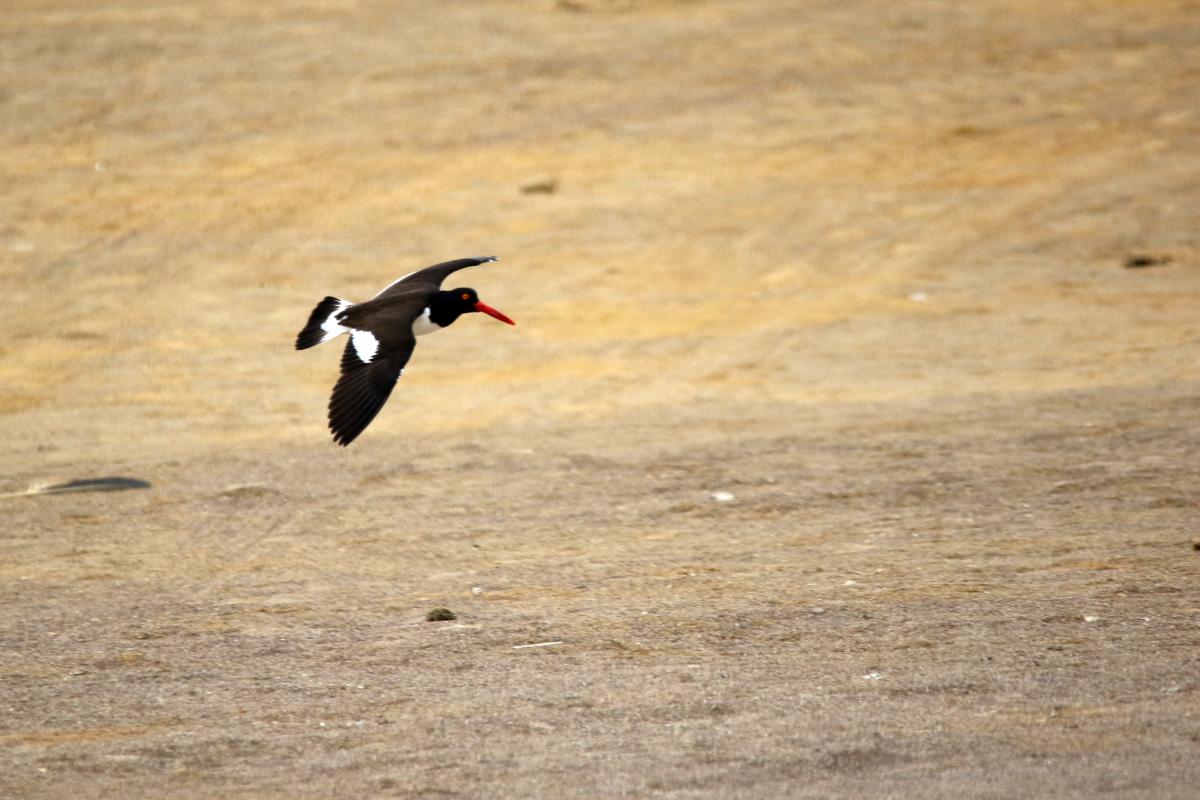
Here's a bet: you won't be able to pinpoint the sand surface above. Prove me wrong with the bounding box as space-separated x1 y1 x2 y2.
2 1 1199 797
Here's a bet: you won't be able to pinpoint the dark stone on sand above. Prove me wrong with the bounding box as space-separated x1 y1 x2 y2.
44 477 151 494
1123 254 1172 269
425 607 457 622
520 176 558 194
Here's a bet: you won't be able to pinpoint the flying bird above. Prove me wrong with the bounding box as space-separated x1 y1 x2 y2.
295 256 515 446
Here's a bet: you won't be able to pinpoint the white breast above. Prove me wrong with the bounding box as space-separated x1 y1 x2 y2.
411 308 442 337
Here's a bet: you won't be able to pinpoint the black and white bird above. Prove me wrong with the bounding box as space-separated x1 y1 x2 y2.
295 256 515 446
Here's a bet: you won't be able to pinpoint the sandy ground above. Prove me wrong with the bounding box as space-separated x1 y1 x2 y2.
2 0 1199 797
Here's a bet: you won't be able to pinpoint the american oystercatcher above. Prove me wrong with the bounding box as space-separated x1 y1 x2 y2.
295 256 515 446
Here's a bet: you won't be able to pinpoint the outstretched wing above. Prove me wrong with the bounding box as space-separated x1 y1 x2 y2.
373 256 497 301
327 335 416 446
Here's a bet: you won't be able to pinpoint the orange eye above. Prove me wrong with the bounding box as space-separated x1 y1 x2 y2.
461 293 471 301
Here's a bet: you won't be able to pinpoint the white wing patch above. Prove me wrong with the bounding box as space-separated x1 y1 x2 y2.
351 329 380 363
319 300 352 343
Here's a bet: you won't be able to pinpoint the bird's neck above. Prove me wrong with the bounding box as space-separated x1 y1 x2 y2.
427 291 464 328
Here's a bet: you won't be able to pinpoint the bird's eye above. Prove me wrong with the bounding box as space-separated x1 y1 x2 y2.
461 292 471 301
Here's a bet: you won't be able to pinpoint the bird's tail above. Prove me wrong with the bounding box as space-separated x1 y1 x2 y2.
295 296 353 350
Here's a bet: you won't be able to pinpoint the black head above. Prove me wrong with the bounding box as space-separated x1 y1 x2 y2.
429 288 516 327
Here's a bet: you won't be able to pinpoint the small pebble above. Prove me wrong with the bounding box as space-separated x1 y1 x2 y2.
710 491 735 503
1192 539 1200 552
1124 254 1172 269
425 607 456 622
520 176 558 194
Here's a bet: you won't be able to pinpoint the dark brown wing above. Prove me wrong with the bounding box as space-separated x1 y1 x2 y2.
327 336 416 446
372 256 497 301
338 289 429 333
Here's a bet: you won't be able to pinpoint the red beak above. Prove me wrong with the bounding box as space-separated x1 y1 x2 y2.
473 301 515 326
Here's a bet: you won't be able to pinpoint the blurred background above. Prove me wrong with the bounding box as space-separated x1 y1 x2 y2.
3 0 1195 462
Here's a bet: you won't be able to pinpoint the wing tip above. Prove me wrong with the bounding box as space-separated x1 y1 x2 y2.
325 346 408 447
328 409 370 447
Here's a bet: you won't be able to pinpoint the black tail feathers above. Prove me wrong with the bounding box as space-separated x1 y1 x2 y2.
295 296 348 350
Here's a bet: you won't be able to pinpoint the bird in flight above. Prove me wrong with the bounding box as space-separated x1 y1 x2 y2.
295 256 515 446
